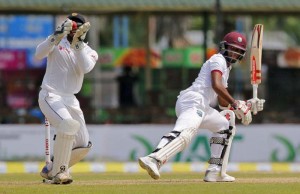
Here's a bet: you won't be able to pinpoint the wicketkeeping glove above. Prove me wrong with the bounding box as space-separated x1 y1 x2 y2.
246 98 265 115
49 19 72 45
228 100 252 125
71 22 91 50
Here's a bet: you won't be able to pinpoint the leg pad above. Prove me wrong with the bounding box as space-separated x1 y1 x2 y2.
153 127 197 164
51 119 80 177
69 141 92 167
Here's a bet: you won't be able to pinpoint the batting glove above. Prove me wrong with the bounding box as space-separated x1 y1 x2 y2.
49 19 72 45
228 100 252 125
246 98 265 115
71 22 91 50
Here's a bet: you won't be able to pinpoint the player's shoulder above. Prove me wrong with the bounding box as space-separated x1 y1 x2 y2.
210 53 225 62
208 53 226 68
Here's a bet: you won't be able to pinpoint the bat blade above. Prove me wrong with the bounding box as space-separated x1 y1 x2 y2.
250 24 263 85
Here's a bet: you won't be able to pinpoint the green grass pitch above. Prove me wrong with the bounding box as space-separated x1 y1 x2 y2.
0 172 300 194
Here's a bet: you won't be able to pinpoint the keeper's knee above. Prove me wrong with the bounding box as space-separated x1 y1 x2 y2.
57 119 80 135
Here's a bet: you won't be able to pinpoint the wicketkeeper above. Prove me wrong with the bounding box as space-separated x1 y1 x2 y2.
139 31 265 182
35 13 98 184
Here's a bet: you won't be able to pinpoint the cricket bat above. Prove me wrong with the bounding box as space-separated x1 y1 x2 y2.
250 24 263 115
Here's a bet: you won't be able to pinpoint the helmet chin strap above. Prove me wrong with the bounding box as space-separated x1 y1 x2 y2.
225 56 238 64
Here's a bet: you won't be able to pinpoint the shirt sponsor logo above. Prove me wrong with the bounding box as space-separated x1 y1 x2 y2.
197 110 203 117
58 46 71 53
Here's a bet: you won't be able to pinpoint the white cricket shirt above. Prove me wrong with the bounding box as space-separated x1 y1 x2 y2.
35 37 98 95
180 53 230 106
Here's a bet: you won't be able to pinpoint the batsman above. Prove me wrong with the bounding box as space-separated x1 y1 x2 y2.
139 31 265 182
35 13 98 184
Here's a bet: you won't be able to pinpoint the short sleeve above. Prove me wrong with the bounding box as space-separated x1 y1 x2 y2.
209 54 227 74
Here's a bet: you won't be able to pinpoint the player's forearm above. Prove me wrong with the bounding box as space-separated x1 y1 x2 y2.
75 49 98 73
218 96 229 107
213 85 235 105
35 37 55 60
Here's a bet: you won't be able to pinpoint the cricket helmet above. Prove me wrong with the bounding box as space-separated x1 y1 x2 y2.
68 13 85 25
67 13 86 36
219 31 247 64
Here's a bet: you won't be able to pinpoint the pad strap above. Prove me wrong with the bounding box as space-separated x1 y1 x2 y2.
210 137 228 145
208 158 223 165
153 127 197 164
217 127 233 134
208 126 234 166
152 131 181 153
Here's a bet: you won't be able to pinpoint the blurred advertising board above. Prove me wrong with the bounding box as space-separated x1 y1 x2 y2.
162 47 204 68
0 15 54 68
1 124 300 163
162 48 184 67
99 48 161 69
98 47 217 69
0 49 26 70
1 69 44 109
278 47 300 68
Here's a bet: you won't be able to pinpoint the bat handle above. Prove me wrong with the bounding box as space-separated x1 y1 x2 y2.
252 84 258 115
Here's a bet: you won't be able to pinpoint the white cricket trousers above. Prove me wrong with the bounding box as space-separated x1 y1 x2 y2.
174 90 230 159
174 90 229 133
38 89 89 149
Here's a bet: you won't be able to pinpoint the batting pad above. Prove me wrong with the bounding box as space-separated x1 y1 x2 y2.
154 127 197 164
51 119 79 176
219 110 236 176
